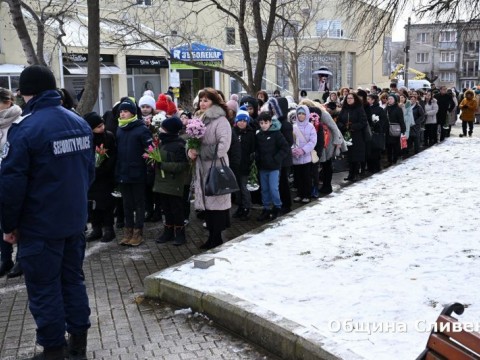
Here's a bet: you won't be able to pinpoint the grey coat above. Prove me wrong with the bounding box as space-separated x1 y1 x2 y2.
194 105 232 211
319 109 347 162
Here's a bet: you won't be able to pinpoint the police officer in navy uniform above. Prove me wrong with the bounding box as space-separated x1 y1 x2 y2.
0 65 95 360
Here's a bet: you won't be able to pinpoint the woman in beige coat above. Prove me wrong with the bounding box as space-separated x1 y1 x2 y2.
188 88 232 249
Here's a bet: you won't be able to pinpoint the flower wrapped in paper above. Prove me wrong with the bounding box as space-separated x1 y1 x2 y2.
185 118 206 150
142 140 165 177
95 144 109 168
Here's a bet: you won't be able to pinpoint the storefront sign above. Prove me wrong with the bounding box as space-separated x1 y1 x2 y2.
170 42 224 62
126 56 169 68
63 53 114 64
170 60 222 70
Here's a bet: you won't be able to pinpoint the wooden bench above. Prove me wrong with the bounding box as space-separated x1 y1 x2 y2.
417 302 480 360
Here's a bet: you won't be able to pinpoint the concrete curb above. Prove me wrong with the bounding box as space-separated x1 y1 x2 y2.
145 275 364 360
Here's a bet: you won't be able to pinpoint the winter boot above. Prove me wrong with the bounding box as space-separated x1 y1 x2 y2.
311 186 319 198
86 227 102 242
232 207 245 218
27 346 66 360
270 207 280 220
0 260 14 277
101 227 116 243
256 208 271 221
128 228 144 246
156 225 174 243
240 208 250 221
68 332 87 360
6 262 23 278
199 234 213 250
469 130 473 137
173 226 186 246
119 228 133 246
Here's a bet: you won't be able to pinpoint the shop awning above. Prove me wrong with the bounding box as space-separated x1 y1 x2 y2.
63 63 124 75
0 64 26 74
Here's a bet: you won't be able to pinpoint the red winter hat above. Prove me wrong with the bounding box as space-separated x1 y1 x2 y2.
156 93 177 115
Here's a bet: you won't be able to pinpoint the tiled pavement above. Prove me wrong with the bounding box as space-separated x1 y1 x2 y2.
0 124 466 359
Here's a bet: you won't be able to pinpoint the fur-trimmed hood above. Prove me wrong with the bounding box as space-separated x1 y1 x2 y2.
464 89 475 98
195 104 226 125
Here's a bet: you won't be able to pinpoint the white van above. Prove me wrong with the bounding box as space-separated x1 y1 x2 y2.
396 79 431 90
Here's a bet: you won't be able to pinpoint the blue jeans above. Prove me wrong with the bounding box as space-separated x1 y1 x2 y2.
259 170 281 208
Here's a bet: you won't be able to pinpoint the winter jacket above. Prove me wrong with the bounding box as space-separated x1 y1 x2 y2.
319 109 345 162
337 105 368 162
434 93 455 124
292 120 317 165
0 90 95 237
193 105 232 211
410 103 425 137
255 118 289 171
0 105 22 150
277 97 294 167
459 90 477 122
232 125 255 176
115 119 153 184
386 103 406 144
424 99 439 125
399 101 414 139
89 130 117 209
369 102 389 135
153 133 189 197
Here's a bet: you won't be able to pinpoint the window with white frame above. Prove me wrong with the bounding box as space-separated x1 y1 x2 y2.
416 32 429 43
440 72 455 82
464 41 480 53
463 60 478 77
440 51 455 62
462 80 476 89
316 20 343 38
416 53 429 63
439 30 456 42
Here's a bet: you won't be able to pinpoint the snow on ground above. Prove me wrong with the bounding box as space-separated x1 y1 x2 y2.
156 137 480 359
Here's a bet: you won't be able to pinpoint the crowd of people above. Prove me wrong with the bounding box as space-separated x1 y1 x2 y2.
0 64 480 360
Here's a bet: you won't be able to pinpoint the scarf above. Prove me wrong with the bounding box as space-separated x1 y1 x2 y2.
118 114 138 127
0 105 22 146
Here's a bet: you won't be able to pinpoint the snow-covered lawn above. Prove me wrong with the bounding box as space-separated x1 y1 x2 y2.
156 137 480 359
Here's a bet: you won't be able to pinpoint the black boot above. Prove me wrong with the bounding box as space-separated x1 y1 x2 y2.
240 208 250 221
199 234 213 249
256 208 271 221
156 225 174 243
28 346 66 360
7 261 23 279
232 207 245 218
270 207 280 220
0 260 14 277
101 227 116 243
68 332 87 360
86 227 102 242
173 226 186 246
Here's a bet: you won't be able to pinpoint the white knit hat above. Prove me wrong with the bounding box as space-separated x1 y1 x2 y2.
138 95 156 109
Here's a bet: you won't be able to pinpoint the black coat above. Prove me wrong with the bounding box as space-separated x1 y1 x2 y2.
337 105 368 162
89 131 116 209
411 103 425 137
231 125 255 176
434 93 455 124
255 127 289 171
369 103 389 134
386 104 406 144
277 98 294 167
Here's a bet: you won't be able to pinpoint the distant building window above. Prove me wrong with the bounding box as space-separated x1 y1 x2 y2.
440 51 455 62
136 0 152 5
439 30 456 42
226 27 235 45
316 20 344 38
464 41 479 53
462 80 476 89
416 33 429 43
416 53 429 63
463 60 478 77
440 72 455 82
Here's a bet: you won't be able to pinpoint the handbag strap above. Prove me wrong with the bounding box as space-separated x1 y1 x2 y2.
293 124 307 145
208 143 219 171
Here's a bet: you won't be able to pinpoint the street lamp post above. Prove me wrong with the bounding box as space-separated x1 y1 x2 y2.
404 17 411 88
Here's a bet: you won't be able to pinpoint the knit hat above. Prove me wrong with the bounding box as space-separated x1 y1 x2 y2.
138 95 156 109
268 97 283 118
161 116 183 134
118 98 137 115
19 65 57 96
156 93 177 115
388 93 399 103
235 110 250 124
83 112 104 130
240 96 258 109
143 90 155 98
226 99 238 113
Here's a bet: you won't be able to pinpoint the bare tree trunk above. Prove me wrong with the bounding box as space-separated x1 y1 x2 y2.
5 0 41 65
76 0 100 115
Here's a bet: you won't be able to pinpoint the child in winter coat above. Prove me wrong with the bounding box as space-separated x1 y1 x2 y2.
459 89 477 137
153 117 190 245
231 110 255 220
255 111 289 221
292 105 317 203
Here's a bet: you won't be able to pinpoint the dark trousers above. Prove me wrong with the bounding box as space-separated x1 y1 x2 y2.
320 160 333 189
205 209 230 246
120 183 145 229
90 202 115 228
424 124 437 146
293 163 312 199
311 162 320 187
183 185 191 221
20 233 91 348
145 184 162 216
386 140 400 164
0 239 15 263
234 174 251 209
279 166 292 210
462 121 474 135
408 134 420 155
159 193 184 226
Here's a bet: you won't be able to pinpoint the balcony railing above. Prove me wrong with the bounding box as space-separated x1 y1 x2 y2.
437 62 457 70
437 42 457 50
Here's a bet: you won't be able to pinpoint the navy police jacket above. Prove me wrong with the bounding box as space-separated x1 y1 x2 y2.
115 119 152 184
0 90 95 237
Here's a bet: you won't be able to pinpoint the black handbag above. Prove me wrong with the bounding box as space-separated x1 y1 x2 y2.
205 146 239 196
371 132 386 150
